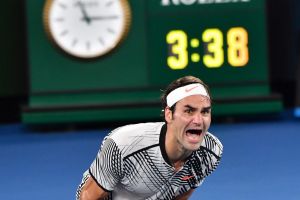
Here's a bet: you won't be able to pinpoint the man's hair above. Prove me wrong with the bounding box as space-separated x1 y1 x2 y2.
160 75 211 115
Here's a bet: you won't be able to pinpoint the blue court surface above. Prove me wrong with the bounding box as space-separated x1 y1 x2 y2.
0 116 299 200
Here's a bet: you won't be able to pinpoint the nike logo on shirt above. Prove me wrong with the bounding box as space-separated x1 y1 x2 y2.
181 175 194 181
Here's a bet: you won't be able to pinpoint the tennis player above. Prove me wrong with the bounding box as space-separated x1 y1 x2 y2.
76 75 223 200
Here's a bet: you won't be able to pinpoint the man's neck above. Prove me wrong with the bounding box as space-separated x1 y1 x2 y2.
165 127 192 169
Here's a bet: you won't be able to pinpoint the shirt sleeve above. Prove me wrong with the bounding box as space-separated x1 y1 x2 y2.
188 133 223 188
201 133 223 178
89 138 123 191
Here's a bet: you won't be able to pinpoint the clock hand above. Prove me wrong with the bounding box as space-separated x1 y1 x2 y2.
84 15 119 21
76 1 91 24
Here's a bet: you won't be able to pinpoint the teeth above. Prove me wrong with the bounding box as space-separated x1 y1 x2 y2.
187 129 202 135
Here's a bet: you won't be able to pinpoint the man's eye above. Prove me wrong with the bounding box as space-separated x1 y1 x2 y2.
185 109 194 114
202 109 211 114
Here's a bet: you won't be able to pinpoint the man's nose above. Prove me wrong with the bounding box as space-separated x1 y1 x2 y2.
192 113 203 125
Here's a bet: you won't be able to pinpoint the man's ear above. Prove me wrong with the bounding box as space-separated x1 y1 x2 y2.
164 107 173 123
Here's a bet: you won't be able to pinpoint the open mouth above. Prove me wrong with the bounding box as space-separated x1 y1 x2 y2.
186 129 202 136
185 129 203 143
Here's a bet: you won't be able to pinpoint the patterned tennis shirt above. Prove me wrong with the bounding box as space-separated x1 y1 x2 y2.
77 122 223 200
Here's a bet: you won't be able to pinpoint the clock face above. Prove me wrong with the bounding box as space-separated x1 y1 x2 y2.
43 0 131 59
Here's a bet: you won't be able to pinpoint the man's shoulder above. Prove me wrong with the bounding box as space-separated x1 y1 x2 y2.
201 132 223 158
110 122 164 137
107 122 164 155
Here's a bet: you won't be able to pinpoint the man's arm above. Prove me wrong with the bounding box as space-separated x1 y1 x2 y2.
174 189 195 200
79 177 109 200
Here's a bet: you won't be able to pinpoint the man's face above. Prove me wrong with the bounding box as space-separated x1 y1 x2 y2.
165 94 211 151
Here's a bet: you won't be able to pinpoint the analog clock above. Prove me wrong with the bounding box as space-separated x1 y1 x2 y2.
43 0 131 59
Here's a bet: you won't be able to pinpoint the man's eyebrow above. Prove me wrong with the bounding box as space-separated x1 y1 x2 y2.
184 105 211 110
203 106 212 110
184 105 196 109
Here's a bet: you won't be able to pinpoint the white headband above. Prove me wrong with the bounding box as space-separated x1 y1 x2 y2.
166 83 210 107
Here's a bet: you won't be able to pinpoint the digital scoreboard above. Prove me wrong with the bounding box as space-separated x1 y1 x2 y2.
166 27 249 69
146 0 269 87
23 0 282 124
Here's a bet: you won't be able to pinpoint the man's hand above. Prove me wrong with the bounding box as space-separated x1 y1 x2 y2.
174 189 195 200
79 177 109 200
